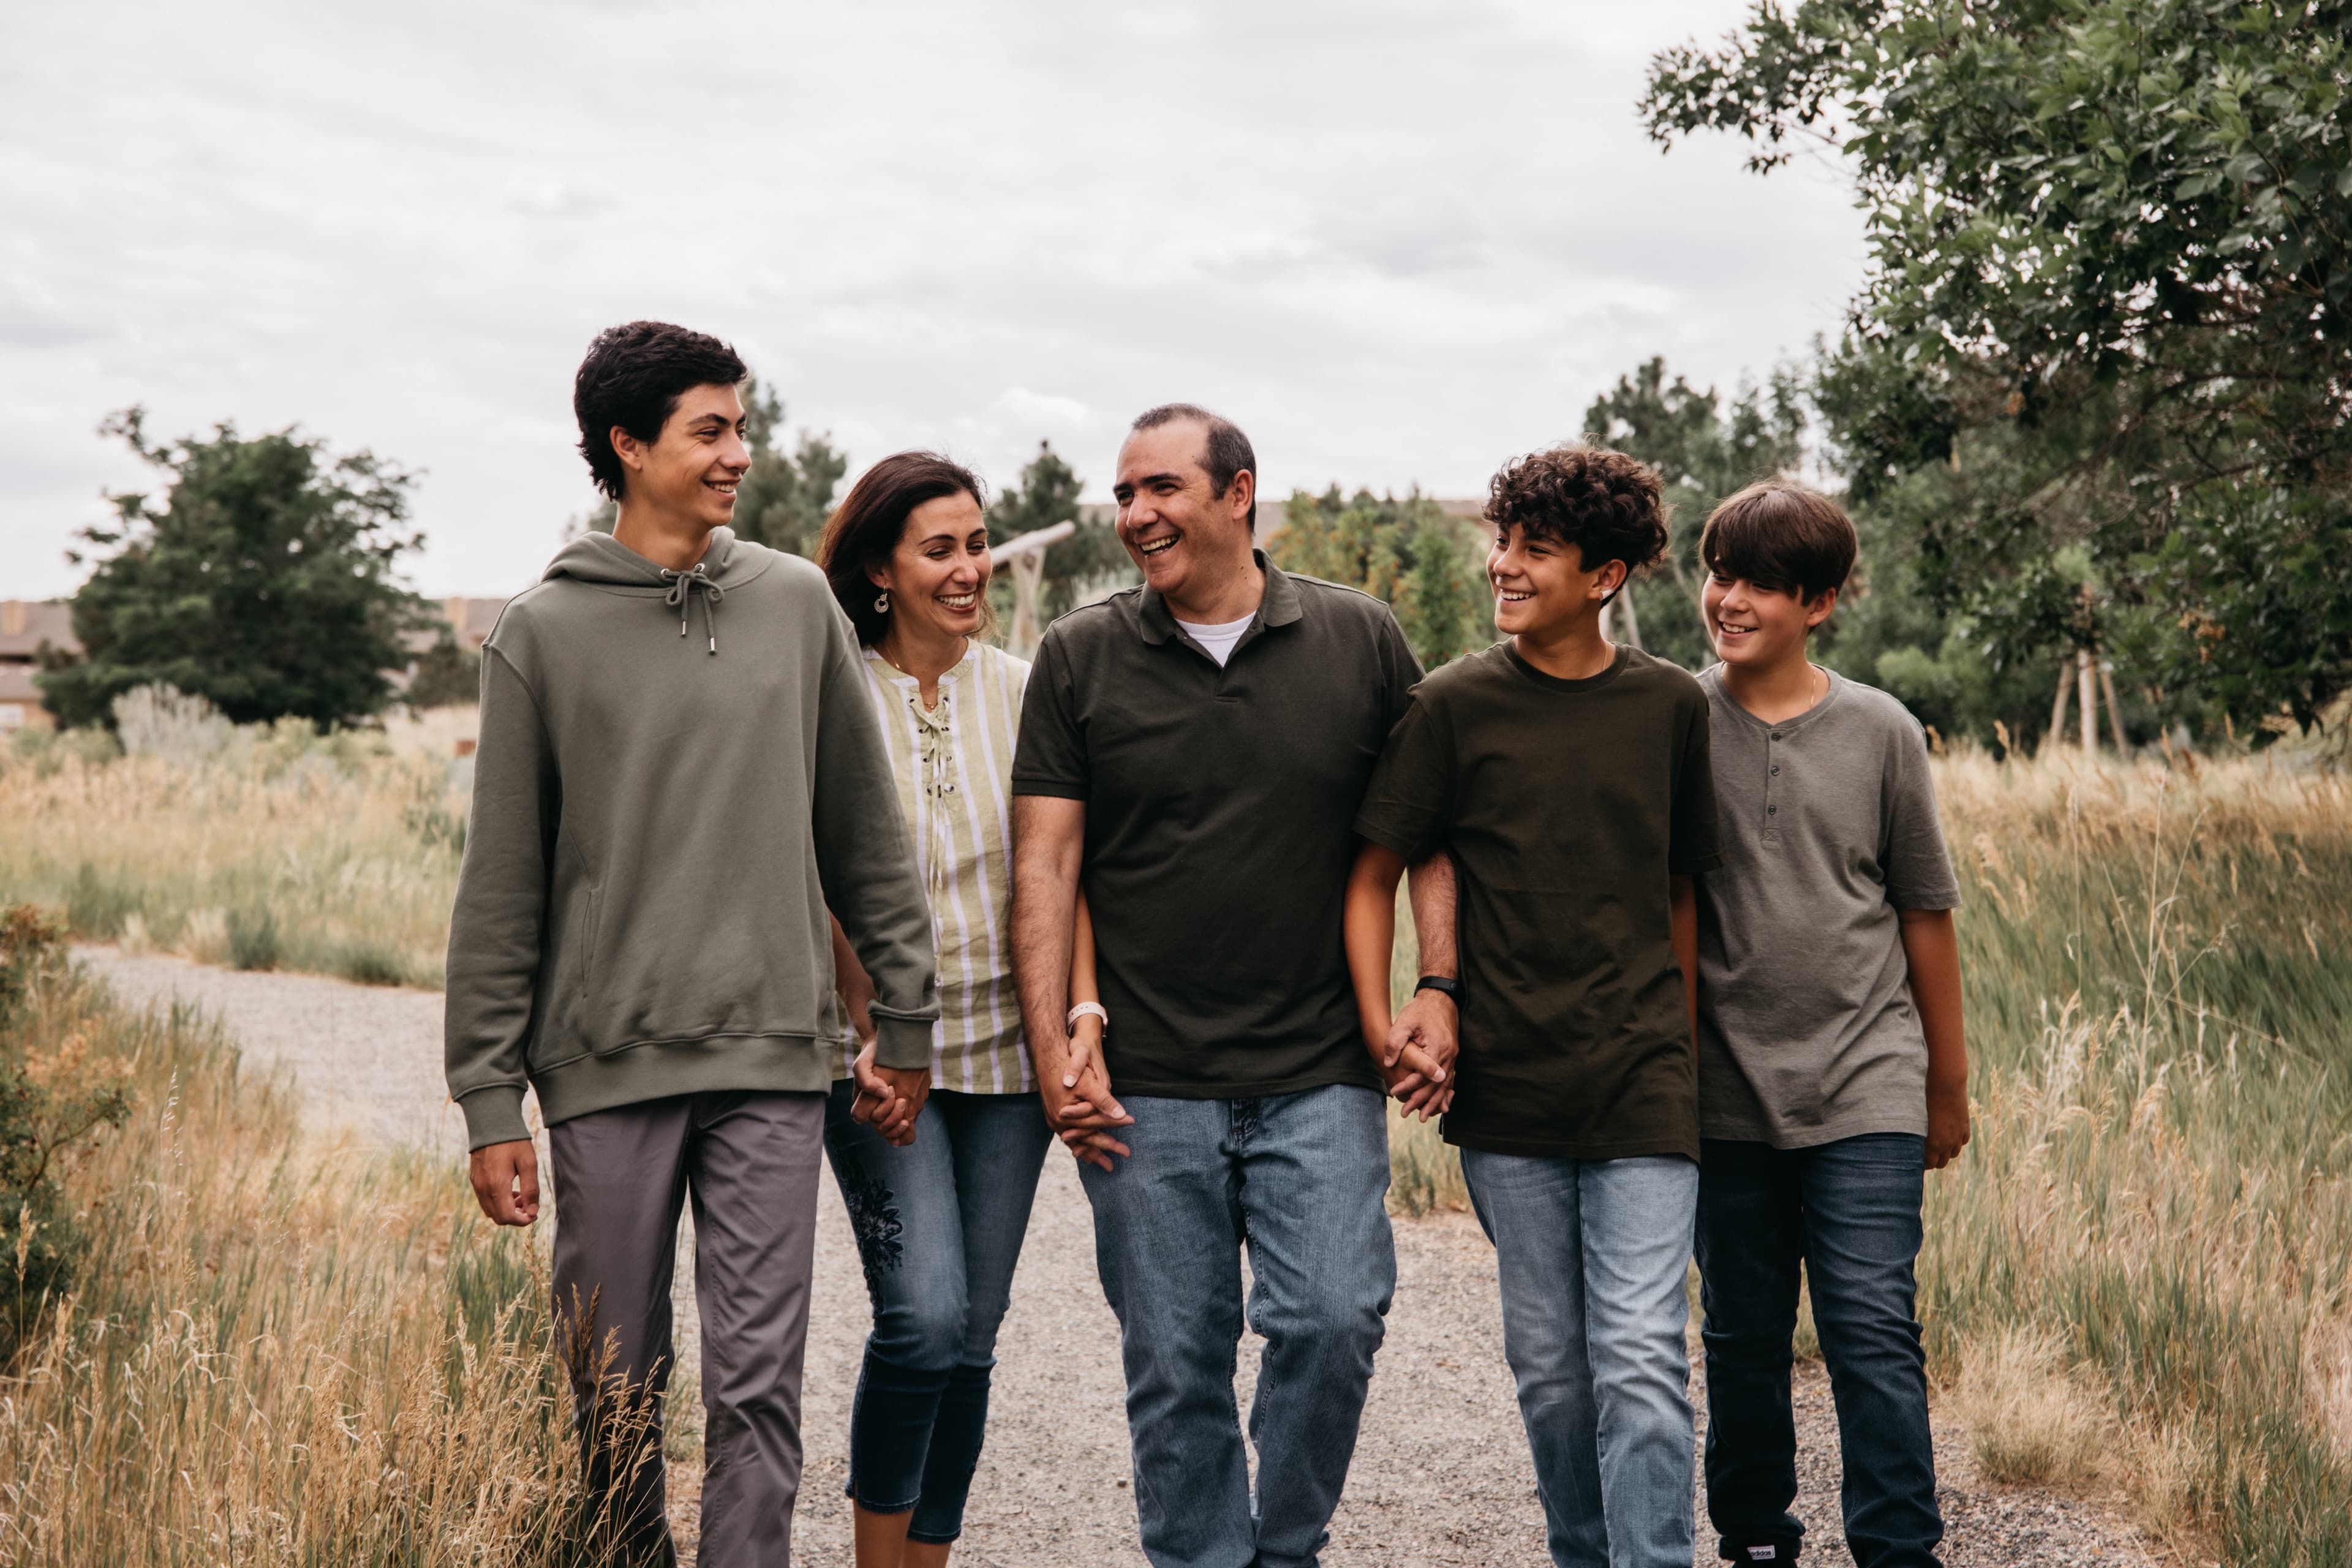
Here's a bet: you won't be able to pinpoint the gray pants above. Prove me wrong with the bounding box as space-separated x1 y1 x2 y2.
548 1090 826 1567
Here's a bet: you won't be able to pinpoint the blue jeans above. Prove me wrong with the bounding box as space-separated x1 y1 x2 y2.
1079 1083 1395 1568
1695 1134 1941 1567
823 1084 1052 1544
1461 1150 1698 1568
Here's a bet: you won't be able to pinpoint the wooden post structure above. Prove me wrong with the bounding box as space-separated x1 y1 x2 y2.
994 520 1076 657
2049 660 2073 756
2098 658 2130 755
2077 647 2098 761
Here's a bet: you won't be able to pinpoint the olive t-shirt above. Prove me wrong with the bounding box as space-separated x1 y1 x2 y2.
1012 556 1422 1098
1353 642 1721 1160
1694 667 1961 1148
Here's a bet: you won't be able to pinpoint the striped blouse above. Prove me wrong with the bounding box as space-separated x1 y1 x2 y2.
840 642 1034 1093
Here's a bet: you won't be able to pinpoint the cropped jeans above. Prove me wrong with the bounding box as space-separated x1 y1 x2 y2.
1079 1082 1396 1568
821 1083 1052 1544
1695 1133 1942 1567
1460 1149 1699 1568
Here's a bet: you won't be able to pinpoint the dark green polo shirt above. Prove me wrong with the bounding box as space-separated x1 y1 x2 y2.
1012 554 1423 1098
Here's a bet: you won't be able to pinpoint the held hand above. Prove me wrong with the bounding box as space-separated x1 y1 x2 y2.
1384 1042 1455 1122
850 1041 929 1145
1386 989 1459 1081
1059 1124 1133 1173
1925 1080 1971 1170
1046 1031 1131 1133
1061 1015 1106 1092
469 1139 541 1226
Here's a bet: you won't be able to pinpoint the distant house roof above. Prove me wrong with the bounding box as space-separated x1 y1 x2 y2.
0 600 78 660
442 596 507 649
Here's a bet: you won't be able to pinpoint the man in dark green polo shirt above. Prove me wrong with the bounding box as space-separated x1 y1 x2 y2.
1009 403 1441 1568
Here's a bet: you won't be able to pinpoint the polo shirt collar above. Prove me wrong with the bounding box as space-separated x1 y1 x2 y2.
1137 549 1301 645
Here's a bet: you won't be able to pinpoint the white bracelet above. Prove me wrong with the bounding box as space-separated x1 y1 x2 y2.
1067 1001 1109 1031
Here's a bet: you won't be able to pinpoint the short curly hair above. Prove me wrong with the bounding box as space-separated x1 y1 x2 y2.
1484 445 1668 576
573 321 748 501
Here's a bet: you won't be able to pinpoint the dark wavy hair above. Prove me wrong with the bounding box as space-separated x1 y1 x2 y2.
573 321 747 501
1698 480 1856 601
1131 402 1257 530
816 451 989 646
1484 445 1668 576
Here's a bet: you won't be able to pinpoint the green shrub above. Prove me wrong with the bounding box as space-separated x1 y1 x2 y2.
64 863 139 940
333 940 406 987
0 905 131 1360
226 904 281 971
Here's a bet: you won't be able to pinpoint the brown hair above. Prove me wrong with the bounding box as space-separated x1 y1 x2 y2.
1698 481 1856 601
1131 402 1257 530
1484 445 1668 575
816 451 988 646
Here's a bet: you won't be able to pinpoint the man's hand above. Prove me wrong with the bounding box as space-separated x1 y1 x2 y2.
1383 987 1458 1119
1925 1074 1970 1170
1038 1026 1132 1172
850 1039 927 1146
470 1138 541 1226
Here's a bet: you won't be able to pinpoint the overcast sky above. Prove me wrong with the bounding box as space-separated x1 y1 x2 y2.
0 0 1861 601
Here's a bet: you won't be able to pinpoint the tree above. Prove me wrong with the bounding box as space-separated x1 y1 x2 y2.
1645 0 2352 731
405 625 481 710
989 442 1132 622
42 409 425 729
730 379 848 557
1583 356 1807 671
1270 487 1493 668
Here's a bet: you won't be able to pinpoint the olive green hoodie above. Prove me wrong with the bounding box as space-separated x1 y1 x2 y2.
444 526 938 1150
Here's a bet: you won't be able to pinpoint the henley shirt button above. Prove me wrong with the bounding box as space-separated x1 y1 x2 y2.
1768 804 1777 814
1771 765 1780 775
1770 731 1782 741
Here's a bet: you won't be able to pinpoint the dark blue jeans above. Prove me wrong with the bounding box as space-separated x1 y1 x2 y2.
823 1084 1052 1544
1078 1084 1395 1568
1694 1134 1943 1567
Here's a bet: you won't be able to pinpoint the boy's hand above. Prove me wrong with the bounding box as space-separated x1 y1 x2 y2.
469 1139 541 1226
1925 1077 1970 1170
850 1040 924 1146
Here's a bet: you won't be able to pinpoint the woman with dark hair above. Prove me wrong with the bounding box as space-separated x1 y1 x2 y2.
816 451 1110 1568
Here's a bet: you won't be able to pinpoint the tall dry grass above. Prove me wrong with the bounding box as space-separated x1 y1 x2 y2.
1924 753 2352 1563
0 710 467 989
0 953 628 1566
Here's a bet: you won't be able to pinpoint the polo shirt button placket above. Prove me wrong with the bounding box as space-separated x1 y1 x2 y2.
1764 729 1782 845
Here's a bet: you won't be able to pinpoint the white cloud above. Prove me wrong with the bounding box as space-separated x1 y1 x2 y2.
0 0 1860 600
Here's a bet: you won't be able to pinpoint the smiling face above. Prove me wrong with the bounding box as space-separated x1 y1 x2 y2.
611 382 750 530
1487 522 1626 641
1703 570 1836 671
869 490 990 644
1111 418 1254 606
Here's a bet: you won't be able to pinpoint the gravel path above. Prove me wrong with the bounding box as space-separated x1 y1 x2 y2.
80 946 2164 1567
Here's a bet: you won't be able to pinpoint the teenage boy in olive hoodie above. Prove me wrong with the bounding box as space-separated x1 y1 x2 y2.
447 321 940 1568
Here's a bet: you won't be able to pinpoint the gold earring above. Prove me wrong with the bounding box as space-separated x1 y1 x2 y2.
874 590 889 614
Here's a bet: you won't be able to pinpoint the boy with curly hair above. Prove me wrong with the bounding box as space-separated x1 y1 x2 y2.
1348 444 1721 1568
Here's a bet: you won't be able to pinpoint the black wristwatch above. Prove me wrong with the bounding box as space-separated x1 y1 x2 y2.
1414 975 1461 1003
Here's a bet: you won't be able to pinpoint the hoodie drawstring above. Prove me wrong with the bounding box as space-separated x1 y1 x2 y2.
660 564 725 654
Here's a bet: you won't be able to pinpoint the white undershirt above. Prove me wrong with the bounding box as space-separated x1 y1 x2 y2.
1175 612 1256 667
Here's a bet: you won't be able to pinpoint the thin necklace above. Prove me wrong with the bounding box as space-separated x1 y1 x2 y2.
874 638 968 706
